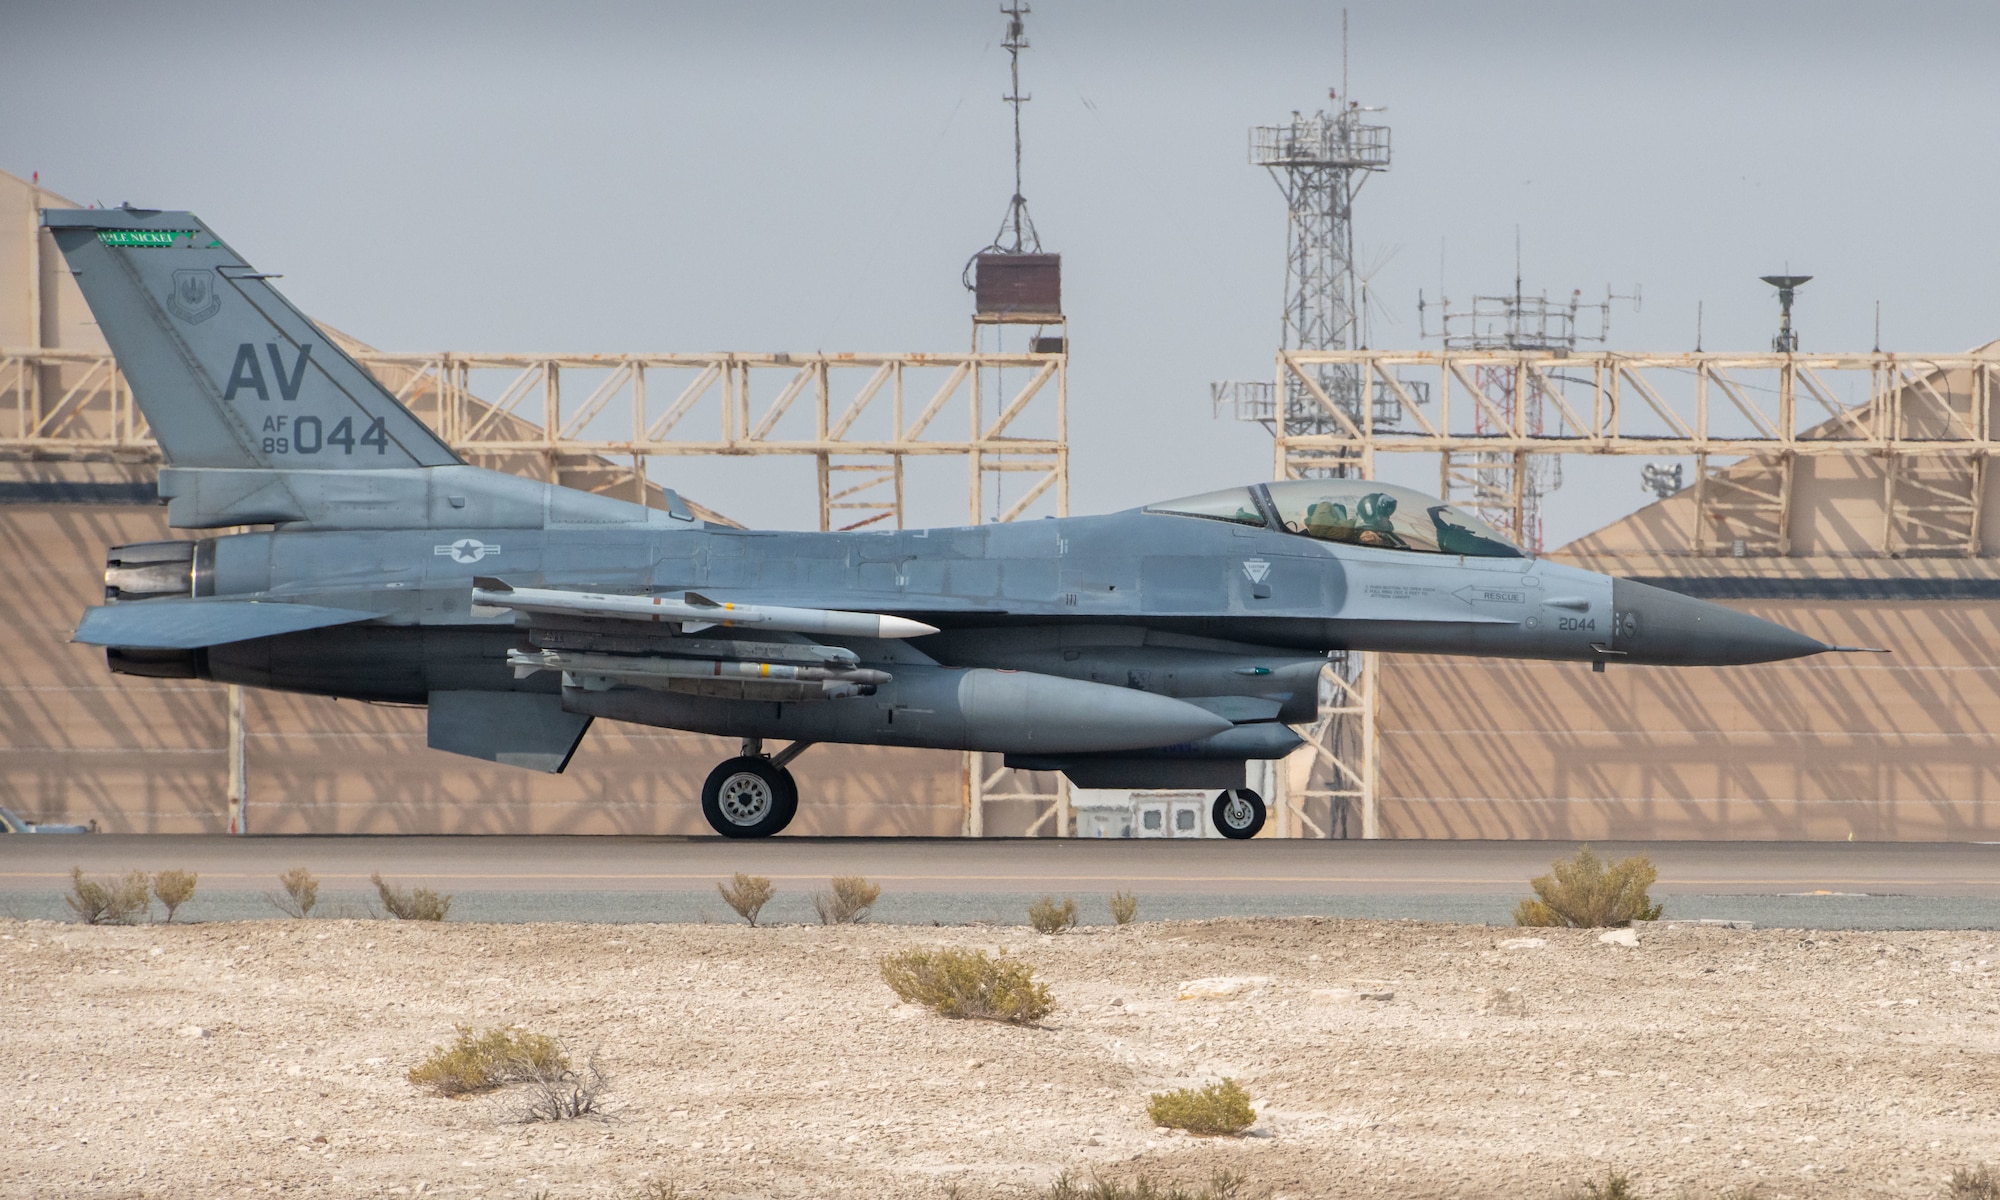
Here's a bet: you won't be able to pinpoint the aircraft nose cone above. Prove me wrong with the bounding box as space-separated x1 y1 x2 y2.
1610 577 1829 666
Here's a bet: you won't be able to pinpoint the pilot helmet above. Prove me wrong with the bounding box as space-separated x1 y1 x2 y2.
1356 492 1397 523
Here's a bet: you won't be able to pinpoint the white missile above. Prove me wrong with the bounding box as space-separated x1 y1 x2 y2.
507 647 892 687
471 578 939 640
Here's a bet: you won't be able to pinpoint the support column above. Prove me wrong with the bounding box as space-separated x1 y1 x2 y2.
962 751 983 838
226 684 247 835
816 452 831 532
1359 652 1380 840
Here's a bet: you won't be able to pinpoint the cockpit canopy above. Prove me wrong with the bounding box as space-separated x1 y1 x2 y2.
1144 481 1524 558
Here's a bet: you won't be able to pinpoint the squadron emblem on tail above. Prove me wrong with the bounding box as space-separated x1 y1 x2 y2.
166 269 219 324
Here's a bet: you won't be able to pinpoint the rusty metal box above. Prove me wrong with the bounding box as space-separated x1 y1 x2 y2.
974 253 1061 319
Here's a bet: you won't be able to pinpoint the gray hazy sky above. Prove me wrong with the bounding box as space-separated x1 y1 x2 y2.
7 1 1997 539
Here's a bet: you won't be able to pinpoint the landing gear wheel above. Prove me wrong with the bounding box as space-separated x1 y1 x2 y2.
1213 788 1266 840
773 766 799 831
702 757 798 838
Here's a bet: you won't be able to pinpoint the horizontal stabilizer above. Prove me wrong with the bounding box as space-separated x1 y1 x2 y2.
73 599 384 649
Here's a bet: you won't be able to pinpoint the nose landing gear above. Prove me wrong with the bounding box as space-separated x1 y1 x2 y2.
699 739 814 838
1212 788 1266 839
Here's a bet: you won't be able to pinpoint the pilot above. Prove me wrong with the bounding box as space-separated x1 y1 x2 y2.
1351 492 1404 549
1302 499 1354 541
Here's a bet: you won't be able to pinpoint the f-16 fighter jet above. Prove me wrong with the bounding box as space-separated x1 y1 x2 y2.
49 207 1861 838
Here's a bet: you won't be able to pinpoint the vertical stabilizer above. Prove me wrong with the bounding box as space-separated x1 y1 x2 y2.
42 208 459 472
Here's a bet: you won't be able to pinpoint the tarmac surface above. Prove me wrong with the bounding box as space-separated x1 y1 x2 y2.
4 836 2000 927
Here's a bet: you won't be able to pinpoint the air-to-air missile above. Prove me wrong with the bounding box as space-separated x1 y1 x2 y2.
49 205 1878 839
473 578 940 640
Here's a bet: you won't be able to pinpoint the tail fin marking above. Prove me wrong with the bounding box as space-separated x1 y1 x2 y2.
43 208 458 473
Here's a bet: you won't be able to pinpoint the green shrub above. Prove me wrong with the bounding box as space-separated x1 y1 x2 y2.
65 867 149 925
1028 894 1078 934
372 872 451 921
880 947 1054 1023
269 866 319 918
1555 1172 1638 1200
717 872 775 926
1514 845 1663 928
1039 1170 1245 1200
1147 1079 1255 1137
1109 890 1139 926
151 869 197 923
1950 1165 2000 1200
813 875 879 924
407 1025 568 1096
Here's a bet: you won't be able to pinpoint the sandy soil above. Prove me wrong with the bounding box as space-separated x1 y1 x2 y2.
4 916 1999 1200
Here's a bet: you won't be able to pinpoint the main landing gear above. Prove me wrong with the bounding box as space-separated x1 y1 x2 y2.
700 739 815 838
1212 788 1266 840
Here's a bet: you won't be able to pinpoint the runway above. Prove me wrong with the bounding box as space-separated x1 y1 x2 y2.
4 835 1999 894
5 836 2000 928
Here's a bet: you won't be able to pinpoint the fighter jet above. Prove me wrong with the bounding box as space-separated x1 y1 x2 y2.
47 207 1862 838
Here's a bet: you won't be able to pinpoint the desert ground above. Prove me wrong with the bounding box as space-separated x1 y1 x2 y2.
4 915 1998 1200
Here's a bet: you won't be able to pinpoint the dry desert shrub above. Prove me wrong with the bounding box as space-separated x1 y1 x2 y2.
521 1052 610 1122
372 872 451 921
1109 890 1139 926
1557 1172 1639 1200
408 1025 568 1096
717 872 775 926
813 874 880 924
1039 1170 1246 1200
65 867 149 925
267 867 319 918
151 869 198 923
1514 845 1664 928
1147 1079 1255 1137
880 947 1054 1023
1949 1165 2000 1200
1028 895 1078 934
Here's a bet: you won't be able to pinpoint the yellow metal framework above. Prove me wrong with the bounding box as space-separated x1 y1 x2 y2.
0 347 1069 533
361 350 1068 532
1276 349 2000 553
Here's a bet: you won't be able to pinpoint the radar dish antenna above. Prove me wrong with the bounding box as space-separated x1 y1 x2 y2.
1760 274 1811 352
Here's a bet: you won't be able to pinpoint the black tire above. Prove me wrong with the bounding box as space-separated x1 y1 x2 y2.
1212 788 1266 840
772 766 800 835
701 757 798 838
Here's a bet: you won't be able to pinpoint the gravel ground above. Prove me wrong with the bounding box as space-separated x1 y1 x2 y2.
5 916 1999 1200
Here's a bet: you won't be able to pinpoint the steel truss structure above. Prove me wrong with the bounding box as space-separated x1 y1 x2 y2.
1276 349 2000 553
357 350 1068 533
0 347 1069 533
1267 346 2000 838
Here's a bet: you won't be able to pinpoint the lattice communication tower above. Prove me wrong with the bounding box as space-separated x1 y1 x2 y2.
1214 85 1392 477
1418 266 1636 552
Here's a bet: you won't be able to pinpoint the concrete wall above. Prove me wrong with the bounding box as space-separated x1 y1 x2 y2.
1378 597 2000 839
